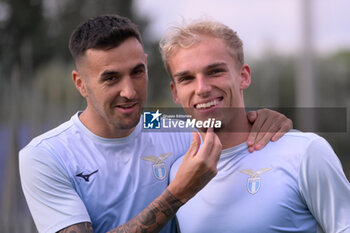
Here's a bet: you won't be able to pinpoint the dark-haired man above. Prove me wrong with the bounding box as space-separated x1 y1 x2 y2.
19 15 292 233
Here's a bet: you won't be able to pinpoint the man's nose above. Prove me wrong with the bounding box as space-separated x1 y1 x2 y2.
195 75 211 97
120 76 136 100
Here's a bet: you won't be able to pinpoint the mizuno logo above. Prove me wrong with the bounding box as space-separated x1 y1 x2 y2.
76 169 99 182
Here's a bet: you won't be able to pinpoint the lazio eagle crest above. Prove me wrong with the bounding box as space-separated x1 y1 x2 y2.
141 152 172 180
239 168 273 194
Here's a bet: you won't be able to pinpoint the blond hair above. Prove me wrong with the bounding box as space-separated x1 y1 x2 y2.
159 19 244 75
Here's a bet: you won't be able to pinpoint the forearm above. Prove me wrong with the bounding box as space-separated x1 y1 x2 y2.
108 188 183 233
58 189 183 233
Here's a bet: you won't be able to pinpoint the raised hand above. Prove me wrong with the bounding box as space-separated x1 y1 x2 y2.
168 128 222 203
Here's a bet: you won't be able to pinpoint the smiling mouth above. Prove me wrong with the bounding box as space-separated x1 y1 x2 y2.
116 102 137 109
194 97 222 109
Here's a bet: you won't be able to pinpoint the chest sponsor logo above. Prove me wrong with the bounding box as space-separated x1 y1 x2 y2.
76 169 99 182
141 152 172 180
239 168 273 194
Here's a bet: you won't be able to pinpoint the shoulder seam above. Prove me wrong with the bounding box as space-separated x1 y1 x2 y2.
25 120 74 148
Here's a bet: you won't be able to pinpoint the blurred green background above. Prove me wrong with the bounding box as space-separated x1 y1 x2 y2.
0 0 349 232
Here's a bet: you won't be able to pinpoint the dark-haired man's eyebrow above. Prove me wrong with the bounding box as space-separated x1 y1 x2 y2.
100 70 120 81
132 63 146 72
99 63 146 81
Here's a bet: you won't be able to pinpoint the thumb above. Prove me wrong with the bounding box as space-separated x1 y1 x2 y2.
185 131 201 158
247 110 257 123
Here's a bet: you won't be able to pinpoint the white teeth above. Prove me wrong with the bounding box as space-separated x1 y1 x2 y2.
196 99 219 109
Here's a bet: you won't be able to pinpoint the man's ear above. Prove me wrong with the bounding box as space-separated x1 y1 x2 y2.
240 64 251 90
170 81 180 104
72 70 88 98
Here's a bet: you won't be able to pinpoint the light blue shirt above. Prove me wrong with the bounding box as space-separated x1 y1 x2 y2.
170 132 350 233
19 113 192 233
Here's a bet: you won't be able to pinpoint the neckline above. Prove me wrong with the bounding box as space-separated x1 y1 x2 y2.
72 112 142 144
220 142 248 158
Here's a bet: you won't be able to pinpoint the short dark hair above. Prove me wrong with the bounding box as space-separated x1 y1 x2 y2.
69 14 142 61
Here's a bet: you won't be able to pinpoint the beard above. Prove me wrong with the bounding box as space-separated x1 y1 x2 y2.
107 104 142 130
